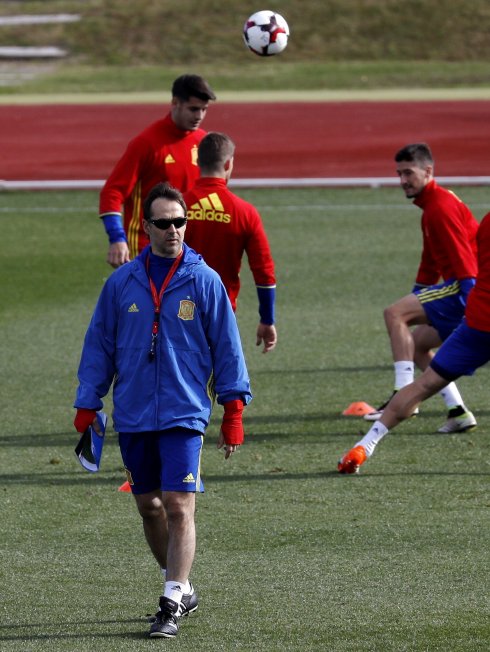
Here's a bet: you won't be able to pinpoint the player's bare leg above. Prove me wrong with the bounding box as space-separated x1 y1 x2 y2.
412 323 440 370
383 293 428 362
135 491 197 637
161 491 196 584
134 490 169 568
339 368 450 473
379 368 446 427
134 490 196 583
364 293 427 421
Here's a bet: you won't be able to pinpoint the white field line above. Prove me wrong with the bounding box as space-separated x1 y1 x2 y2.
1 176 489 191
2 89 490 104
0 15 81 26
0 46 67 59
2 204 489 215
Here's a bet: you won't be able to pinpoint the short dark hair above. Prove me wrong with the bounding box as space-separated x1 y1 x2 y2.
197 132 235 170
395 143 434 167
143 183 187 222
171 74 216 102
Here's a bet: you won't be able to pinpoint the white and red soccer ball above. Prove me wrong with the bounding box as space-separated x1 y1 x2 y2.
243 10 289 57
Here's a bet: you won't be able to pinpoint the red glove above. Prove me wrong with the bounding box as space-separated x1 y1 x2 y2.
220 400 244 445
74 408 97 433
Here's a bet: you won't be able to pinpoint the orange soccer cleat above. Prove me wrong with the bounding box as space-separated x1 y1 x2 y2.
337 445 367 474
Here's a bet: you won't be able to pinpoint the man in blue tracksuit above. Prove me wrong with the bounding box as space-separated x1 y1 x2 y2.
74 182 252 639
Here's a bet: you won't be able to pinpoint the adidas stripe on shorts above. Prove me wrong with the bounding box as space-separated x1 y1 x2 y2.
414 279 468 342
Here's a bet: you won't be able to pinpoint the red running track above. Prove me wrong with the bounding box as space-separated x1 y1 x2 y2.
0 100 489 180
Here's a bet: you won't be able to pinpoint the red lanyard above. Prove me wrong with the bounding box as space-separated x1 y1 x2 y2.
146 251 183 361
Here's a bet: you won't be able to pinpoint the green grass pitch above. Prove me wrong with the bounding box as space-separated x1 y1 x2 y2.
1 186 489 651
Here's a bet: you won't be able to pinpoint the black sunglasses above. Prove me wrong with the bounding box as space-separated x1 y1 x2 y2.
148 217 187 230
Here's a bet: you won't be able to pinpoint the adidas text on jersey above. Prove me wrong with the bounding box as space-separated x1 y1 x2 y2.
187 205 231 223
187 194 231 223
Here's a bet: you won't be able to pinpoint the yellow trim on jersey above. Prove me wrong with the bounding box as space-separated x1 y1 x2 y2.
418 281 460 304
206 371 216 405
128 181 142 259
99 211 123 218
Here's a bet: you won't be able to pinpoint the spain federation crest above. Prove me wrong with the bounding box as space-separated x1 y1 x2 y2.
178 300 195 320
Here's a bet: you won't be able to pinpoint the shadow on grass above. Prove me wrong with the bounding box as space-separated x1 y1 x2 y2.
0 470 127 487
0 617 143 629
203 469 490 483
0 412 361 448
0 614 200 642
0 617 148 642
251 364 393 376
2 465 487 488
2 397 489 449
0 431 111 447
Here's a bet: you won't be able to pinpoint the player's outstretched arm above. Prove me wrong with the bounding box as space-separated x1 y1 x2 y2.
256 323 277 353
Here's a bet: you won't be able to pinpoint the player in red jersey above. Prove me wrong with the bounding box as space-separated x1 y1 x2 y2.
184 132 277 353
339 211 490 473
99 74 216 268
363 143 479 433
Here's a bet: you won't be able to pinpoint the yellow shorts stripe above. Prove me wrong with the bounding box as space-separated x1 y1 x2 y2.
418 281 460 304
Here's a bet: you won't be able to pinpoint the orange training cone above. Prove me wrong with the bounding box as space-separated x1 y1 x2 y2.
342 401 376 417
118 480 132 492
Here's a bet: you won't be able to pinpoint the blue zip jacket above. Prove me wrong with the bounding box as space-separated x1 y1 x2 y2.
75 244 252 433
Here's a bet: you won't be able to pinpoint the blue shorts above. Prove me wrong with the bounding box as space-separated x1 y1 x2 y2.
431 321 490 381
415 279 468 341
118 428 205 495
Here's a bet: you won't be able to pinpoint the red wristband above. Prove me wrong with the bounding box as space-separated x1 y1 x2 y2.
221 400 244 445
74 408 97 433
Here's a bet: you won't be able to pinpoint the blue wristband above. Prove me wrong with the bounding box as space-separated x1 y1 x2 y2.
257 286 275 325
459 277 476 296
101 213 127 244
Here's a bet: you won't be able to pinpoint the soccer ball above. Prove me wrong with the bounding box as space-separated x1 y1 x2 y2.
243 10 289 57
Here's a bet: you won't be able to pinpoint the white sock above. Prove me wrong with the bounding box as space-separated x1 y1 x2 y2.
164 580 185 604
357 422 389 457
161 570 191 597
394 361 414 390
438 382 464 409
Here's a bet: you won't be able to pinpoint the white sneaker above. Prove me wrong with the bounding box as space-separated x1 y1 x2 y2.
363 391 419 422
363 408 385 422
437 410 477 433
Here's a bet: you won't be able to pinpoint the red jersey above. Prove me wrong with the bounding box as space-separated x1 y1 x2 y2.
183 177 276 311
99 113 206 257
413 180 478 285
465 212 490 331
